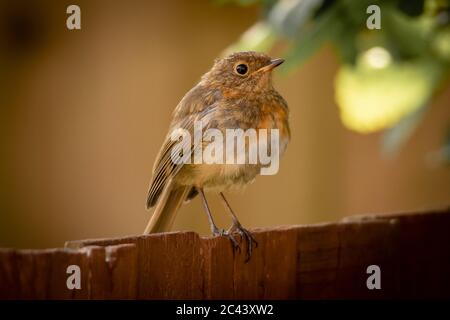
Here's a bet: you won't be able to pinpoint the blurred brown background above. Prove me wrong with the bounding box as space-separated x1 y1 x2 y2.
0 0 449 249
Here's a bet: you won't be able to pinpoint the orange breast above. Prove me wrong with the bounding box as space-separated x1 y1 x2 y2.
258 104 290 141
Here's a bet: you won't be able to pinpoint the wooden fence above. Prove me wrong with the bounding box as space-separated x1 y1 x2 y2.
1 207 450 299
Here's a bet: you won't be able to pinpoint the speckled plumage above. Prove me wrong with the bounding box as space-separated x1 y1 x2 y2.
144 52 290 259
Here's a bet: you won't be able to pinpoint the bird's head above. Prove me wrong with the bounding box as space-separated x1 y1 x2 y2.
201 51 284 94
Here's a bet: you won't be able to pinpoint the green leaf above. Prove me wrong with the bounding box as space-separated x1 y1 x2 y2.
281 2 341 71
335 57 441 133
382 107 426 156
223 21 277 55
397 0 425 17
268 0 325 36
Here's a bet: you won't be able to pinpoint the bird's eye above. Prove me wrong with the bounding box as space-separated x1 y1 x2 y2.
235 63 248 76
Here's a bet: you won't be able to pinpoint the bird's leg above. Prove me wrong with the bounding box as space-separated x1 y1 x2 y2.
199 188 221 235
219 192 258 261
199 189 239 249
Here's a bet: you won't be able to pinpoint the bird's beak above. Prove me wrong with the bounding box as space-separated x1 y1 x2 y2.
258 58 285 73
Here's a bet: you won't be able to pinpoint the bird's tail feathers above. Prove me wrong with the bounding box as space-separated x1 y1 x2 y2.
144 185 190 234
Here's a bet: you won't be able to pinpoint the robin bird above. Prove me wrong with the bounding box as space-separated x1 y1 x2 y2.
144 51 290 261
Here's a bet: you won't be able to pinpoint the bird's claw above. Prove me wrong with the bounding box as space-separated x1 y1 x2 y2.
211 227 225 237
225 231 241 252
228 224 258 262
212 228 241 252
212 225 257 261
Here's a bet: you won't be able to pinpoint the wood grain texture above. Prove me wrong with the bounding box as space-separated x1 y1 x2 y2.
1 207 450 299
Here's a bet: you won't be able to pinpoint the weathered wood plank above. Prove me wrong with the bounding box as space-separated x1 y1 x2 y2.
136 232 203 299
1 208 449 299
83 244 138 299
201 236 235 299
296 223 340 299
